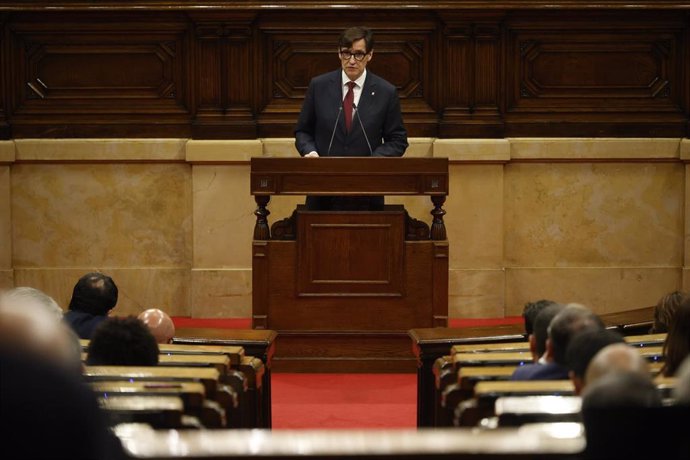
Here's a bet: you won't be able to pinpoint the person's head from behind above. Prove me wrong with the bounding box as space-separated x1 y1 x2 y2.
565 328 626 395
547 303 604 366
86 316 159 366
651 290 685 334
522 299 558 361
662 295 690 376
68 272 118 316
531 303 565 362
582 370 661 410
338 26 374 81
138 308 175 344
585 343 650 387
0 286 63 320
0 287 81 373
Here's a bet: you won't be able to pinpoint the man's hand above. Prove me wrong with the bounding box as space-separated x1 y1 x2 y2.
304 151 319 158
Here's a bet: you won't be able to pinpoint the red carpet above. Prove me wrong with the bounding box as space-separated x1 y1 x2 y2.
172 317 522 329
271 373 416 429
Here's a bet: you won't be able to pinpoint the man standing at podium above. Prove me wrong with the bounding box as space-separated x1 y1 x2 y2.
295 26 408 210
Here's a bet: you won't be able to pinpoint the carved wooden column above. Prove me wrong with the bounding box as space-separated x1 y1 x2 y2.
438 13 504 138
191 13 257 139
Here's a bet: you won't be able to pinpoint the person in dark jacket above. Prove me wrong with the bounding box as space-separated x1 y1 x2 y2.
63 272 118 339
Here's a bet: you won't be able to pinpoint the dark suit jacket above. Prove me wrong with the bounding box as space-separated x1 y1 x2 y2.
510 362 570 381
294 69 408 157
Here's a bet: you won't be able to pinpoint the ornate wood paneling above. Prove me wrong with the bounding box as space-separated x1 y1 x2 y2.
0 4 688 139
504 12 688 136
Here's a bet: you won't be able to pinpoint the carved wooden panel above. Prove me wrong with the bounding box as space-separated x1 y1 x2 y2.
297 211 405 296
0 6 688 139
7 13 191 137
504 13 688 136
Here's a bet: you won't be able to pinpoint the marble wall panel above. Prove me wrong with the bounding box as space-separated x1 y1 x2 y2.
11 163 192 268
0 166 11 270
504 162 684 267
191 268 252 318
505 267 681 317
449 268 505 318
13 267 191 316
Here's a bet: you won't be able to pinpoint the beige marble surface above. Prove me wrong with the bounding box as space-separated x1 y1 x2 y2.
191 268 252 318
0 166 10 269
11 163 192 267
505 267 681 316
15 139 186 161
3 137 688 319
504 162 683 267
14 268 191 316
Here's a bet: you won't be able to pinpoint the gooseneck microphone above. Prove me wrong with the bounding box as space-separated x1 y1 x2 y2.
352 103 373 156
326 106 342 156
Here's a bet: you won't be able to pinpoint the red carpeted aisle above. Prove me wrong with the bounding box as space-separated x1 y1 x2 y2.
171 316 522 429
270 373 417 429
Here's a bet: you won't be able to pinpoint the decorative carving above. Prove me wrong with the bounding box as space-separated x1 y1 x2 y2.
405 212 430 241
253 196 271 240
430 196 447 241
270 211 297 240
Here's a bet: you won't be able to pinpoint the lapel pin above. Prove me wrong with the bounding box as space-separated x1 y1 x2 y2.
371 91 375 95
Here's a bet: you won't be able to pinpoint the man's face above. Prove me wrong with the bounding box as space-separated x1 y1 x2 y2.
339 38 372 81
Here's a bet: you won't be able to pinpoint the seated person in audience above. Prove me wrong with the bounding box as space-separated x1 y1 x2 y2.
585 343 650 387
564 328 625 395
86 316 159 366
651 290 685 333
512 303 603 381
0 287 82 374
138 308 176 344
521 299 559 362
673 356 690 404
581 371 674 460
64 272 119 339
661 294 690 377
0 294 123 459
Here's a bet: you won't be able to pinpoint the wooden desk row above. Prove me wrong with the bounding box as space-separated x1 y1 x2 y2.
410 307 657 427
80 336 273 429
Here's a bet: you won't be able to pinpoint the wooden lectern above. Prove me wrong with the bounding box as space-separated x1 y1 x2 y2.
250 157 448 372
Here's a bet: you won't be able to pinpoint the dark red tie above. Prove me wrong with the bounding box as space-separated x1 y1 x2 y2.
344 81 355 132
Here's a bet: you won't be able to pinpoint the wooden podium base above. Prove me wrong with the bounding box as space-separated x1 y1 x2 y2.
270 331 417 373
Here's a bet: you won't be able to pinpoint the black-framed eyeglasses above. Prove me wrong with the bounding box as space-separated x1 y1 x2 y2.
339 51 368 61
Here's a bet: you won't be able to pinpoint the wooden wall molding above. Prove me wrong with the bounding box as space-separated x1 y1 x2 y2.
0 4 688 139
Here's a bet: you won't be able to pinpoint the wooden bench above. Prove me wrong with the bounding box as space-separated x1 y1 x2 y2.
624 333 666 346
495 395 582 427
90 380 225 428
83 366 239 427
98 395 185 429
172 328 277 429
115 423 585 459
452 342 530 354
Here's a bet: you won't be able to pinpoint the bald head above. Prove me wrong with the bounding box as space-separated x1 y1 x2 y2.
137 308 175 344
585 343 649 386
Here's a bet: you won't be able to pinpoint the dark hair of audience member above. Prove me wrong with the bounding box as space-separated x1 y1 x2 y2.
522 299 556 336
548 304 604 366
86 316 159 366
662 295 690 377
68 272 118 316
651 290 686 334
565 328 625 381
532 303 565 358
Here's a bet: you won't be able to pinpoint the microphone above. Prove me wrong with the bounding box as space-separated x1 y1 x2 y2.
326 106 342 156
352 103 373 156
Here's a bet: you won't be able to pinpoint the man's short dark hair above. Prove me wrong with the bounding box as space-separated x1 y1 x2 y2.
565 328 625 379
339 26 374 53
86 316 159 366
68 272 118 316
532 303 565 358
522 299 557 336
549 305 605 365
